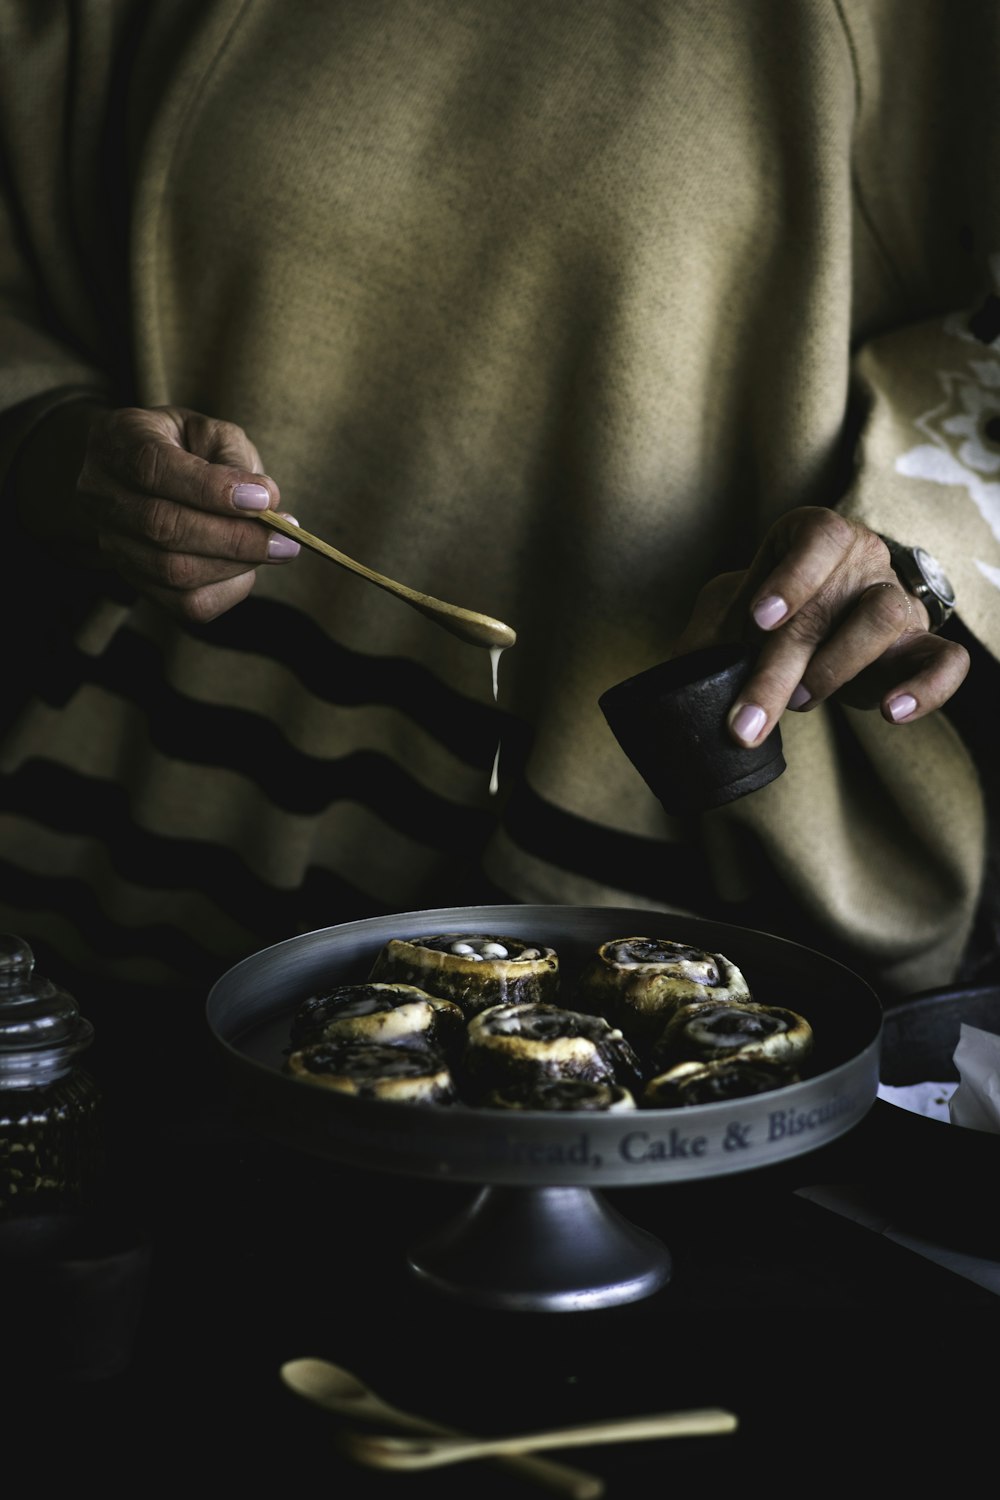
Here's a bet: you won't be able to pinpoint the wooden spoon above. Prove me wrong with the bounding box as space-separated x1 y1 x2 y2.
255 511 516 650
343 1407 739 1471
280 1357 603 1499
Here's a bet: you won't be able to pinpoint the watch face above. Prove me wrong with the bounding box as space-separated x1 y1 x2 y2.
913 547 957 606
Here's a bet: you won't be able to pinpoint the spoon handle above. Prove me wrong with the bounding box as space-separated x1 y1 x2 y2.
254 510 516 649
357 1405 603 1498
352 1407 738 1469
431 1446 601 1498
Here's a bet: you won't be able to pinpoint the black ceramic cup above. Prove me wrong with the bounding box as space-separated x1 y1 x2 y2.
598 642 785 814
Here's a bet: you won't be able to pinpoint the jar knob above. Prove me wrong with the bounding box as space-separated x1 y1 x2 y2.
0 933 40 989
0 935 94 1085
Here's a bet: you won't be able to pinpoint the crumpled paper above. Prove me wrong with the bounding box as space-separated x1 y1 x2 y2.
949 1022 1000 1133
876 1021 1000 1130
876 1079 956 1121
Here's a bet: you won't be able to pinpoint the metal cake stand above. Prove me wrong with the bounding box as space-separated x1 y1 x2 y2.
206 905 881 1311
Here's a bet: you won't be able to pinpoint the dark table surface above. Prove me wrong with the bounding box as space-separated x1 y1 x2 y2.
4 985 998 1493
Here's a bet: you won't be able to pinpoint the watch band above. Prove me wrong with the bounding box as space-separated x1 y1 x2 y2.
877 535 956 631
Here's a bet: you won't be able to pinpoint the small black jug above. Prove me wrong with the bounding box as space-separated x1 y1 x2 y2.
599 642 786 814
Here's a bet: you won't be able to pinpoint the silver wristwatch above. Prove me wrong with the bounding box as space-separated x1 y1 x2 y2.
877 536 956 630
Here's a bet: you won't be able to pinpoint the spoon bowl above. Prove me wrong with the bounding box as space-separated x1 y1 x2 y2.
281 1356 424 1428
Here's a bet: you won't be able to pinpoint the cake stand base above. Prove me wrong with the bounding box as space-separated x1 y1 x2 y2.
407 1184 672 1312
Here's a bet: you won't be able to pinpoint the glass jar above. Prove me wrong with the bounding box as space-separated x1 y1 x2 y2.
0 935 102 1216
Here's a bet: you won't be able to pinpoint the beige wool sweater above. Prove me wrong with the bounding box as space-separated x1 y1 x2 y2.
1 0 998 997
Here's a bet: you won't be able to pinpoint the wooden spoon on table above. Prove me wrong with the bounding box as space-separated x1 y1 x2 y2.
280 1356 603 1499
344 1407 739 1470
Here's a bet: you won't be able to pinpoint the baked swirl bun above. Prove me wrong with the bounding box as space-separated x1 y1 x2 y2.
285 1039 457 1104
643 1057 797 1107
483 1079 637 1112
368 934 559 1019
463 1002 642 1101
649 1000 813 1074
575 936 752 1052
288 982 464 1057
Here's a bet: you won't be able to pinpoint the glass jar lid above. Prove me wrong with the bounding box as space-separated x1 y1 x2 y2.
0 935 94 1086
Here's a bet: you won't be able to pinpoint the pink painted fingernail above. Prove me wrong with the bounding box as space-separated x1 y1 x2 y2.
752 594 789 631
233 482 271 510
267 534 300 560
730 703 767 745
788 683 812 710
888 693 918 722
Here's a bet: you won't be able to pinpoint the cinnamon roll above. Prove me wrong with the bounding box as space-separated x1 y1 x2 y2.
288 982 464 1058
463 1001 642 1101
285 1039 457 1105
368 933 559 1019
649 999 813 1074
643 1057 797 1108
575 936 752 1052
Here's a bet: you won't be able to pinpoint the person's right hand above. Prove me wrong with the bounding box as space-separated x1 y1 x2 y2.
52 404 300 623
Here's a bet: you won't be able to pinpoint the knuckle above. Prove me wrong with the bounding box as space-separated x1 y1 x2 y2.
935 640 971 691
128 439 167 495
869 532 892 571
185 574 255 625
196 460 235 511
780 600 829 647
802 653 840 700
213 418 245 447
220 516 263 559
143 496 186 549
779 556 824 601
865 581 910 633
188 412 244 457
744 656 800 711
795 506 854 552
177 592 219 626
182 411 213 448
105 405 140 440
158 551 201 591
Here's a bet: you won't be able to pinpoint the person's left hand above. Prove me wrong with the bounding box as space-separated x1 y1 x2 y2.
669 507 970 747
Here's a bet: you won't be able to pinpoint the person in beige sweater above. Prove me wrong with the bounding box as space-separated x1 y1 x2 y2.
1 1 997 1004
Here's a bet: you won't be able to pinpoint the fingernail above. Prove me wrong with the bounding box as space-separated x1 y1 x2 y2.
267 534 300 560
888 693 918 722
752 594 789 631
788 683 812 710
233 482 271 510
730 703 767 745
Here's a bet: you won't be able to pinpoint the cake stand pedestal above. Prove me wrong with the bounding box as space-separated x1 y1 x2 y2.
408 1184 672 1311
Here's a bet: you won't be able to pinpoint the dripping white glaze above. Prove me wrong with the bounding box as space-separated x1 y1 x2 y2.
488 645 506 796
